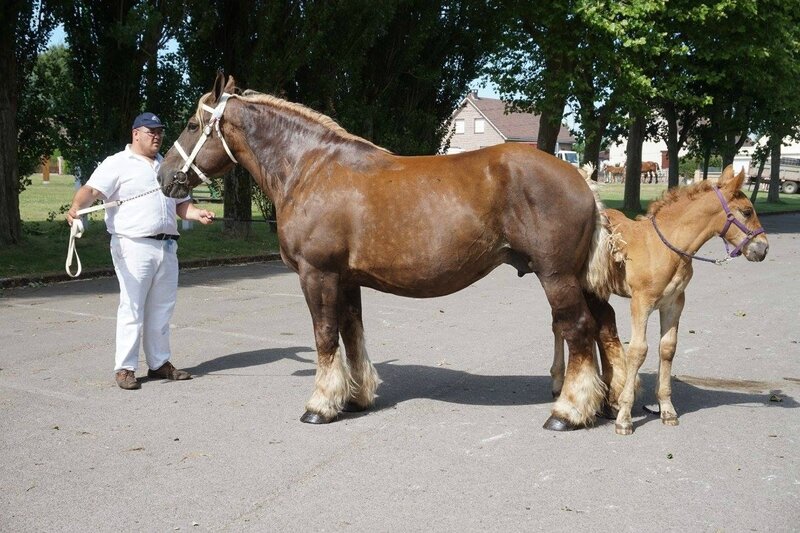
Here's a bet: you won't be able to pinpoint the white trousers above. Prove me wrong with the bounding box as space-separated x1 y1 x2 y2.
110 236 178 372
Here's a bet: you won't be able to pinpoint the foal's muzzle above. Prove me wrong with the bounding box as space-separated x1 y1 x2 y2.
743 240 768 262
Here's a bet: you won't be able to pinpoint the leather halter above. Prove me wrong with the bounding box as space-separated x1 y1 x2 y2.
172 93 238 185
650 185 765 265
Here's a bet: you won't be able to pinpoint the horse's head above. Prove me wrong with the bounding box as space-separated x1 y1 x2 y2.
158 72 240 198
714 165 769 262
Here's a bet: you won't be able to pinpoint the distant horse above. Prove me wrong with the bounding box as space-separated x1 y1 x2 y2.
604 164 625 183
157 73 615 430
551 165 768 434
641 161 660 183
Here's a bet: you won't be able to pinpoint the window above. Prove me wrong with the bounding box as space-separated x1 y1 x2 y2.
454 119 465 134
474 118 485 134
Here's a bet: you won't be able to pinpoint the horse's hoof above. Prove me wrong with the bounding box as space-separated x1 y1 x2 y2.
615 423 633 436
542 415 578 431
661 416 679 426
342 401 367 413
300 411 334 424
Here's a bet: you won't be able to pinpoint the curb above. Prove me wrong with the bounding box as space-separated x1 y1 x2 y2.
0 253 283 290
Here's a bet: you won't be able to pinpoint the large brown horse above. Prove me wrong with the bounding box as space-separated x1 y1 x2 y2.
158 73 613 430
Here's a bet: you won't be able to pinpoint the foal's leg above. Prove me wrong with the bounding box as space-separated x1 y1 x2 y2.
338 285 379 412
298 266 351 424
615 296 653 435
656 293 685 425
541 275 606 431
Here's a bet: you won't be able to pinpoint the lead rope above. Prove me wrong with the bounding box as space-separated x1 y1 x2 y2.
65 186 161 278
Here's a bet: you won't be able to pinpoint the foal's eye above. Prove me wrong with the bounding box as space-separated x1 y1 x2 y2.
188 122 199 132
740 208 753 218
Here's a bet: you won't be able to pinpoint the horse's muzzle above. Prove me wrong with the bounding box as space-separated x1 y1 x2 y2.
160 171 191 198
744 240 768 262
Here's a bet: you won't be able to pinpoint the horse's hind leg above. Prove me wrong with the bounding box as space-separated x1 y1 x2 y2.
298 266 351 424
540 275 606 431
339 285 379 412
656 294 685 426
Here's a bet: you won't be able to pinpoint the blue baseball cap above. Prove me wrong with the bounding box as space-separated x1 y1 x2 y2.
132 112 165 130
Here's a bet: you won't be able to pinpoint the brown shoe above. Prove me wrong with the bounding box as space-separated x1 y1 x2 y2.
115 369 141 390
147 361 192 381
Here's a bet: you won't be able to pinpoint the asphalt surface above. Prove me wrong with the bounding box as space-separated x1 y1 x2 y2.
1 213 798 532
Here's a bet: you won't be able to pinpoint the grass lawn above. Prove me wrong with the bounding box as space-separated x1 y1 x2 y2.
3 174 279 281
2 173 798 282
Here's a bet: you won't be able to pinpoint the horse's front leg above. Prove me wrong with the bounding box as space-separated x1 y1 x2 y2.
615 297 652 435
338 285 379 413
298 266 351 424
541 275 606 431
656 293 685 426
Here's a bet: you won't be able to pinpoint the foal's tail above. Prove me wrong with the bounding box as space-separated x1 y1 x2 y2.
577 163 615 300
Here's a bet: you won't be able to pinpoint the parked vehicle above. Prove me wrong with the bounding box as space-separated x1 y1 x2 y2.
556 150 579 167
747 157 800 194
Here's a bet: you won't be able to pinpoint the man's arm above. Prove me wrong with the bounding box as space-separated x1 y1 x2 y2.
176 200 216 225
66 185 105 226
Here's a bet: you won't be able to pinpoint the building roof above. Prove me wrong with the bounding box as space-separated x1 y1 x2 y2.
462 92 575 144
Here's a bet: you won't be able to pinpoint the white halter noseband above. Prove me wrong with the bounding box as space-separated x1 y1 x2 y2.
172 92 239 184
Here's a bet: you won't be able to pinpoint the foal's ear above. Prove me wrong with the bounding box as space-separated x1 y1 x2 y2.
718 164 745 191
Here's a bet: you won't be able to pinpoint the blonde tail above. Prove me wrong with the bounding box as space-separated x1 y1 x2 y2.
578 163 614 299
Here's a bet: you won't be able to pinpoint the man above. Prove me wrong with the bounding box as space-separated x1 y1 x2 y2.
67 112 215 390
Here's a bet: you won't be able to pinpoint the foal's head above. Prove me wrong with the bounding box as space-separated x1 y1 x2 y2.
158 72 240 198
711 165 769 262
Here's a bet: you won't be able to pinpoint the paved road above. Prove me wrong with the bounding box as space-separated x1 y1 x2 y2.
1 213 798 532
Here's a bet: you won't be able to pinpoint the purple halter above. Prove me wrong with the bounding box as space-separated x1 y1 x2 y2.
651 185 765 264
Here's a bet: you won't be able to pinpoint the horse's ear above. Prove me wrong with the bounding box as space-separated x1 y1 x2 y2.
224 75 236 95
212 70 226 103
718 164 744 191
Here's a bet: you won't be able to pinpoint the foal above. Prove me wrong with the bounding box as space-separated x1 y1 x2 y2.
553 165 769 434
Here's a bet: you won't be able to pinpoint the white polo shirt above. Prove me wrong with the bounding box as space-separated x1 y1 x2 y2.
86 145 190 238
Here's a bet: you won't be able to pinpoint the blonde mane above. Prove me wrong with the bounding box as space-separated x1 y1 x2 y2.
644 179 714 217
195 90 388 153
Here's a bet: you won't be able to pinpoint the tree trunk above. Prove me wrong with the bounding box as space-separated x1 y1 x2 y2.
623 114 645 212
223 166 252 237
749 150 768 203
581 113 605 180
663 105 681 189
0 28 21 244
767 137 782 203
536 108 564 155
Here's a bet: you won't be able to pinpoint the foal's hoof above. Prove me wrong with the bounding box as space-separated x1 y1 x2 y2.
661 415 679 426
542 415 578 431
300 411 335 424
615 423 633 436
341 401 368 413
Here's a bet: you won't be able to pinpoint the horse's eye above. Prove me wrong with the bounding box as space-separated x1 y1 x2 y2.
740 208 753 218
188 122 199 132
